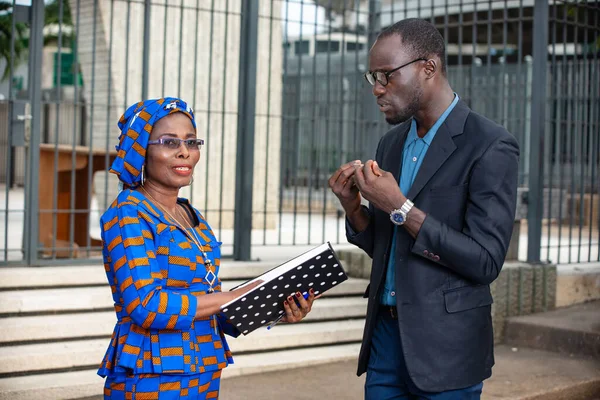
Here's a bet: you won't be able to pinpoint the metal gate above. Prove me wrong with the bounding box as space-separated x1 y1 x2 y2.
1 0 599 266
0 0 260 265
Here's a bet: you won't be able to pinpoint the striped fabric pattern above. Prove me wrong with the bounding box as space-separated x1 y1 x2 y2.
98 189 239 381
104 370 222 399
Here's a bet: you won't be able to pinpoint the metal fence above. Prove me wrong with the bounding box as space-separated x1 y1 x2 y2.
0 0 599 266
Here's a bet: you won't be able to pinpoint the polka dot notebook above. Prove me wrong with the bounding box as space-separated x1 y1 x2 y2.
220 243 348 335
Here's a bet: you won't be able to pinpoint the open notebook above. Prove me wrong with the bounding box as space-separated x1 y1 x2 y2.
220 243 348 335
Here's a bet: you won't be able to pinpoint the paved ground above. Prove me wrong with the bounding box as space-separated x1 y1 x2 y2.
220 345 600 400
80 345 600 400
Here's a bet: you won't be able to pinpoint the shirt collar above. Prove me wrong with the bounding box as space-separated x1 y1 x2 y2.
405 93 460 147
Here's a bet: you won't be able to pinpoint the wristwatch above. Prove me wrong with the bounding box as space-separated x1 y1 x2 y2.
390 199 414 226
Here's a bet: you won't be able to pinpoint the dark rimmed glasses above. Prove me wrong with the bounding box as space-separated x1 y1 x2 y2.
364 58 428 86
147 138 204 150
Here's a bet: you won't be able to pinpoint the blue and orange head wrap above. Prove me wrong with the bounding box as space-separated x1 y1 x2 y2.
109 97 196 187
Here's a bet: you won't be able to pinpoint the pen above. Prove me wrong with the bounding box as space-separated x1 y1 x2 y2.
267 292 309 331
267 313 285 330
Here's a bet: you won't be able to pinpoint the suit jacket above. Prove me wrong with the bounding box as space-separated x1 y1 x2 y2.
97 189 239 378
347 100 519 392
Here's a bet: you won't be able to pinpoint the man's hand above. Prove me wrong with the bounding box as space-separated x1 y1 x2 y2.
354 160 405 214
328 160 363 215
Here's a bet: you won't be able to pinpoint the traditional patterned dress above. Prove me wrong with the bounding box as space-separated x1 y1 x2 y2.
98 189 238 399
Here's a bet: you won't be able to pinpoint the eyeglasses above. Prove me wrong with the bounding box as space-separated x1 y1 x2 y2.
364 58 428 86
148 138 204 150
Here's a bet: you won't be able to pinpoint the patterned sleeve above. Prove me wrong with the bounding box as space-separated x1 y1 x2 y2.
101 201 198 330
217 313 241 338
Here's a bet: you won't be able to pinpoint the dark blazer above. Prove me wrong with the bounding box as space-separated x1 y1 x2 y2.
348 100 519 392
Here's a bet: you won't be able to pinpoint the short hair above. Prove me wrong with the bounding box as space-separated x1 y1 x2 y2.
378 18 447 75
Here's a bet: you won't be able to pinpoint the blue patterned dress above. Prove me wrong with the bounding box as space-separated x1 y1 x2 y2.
98 189 238 399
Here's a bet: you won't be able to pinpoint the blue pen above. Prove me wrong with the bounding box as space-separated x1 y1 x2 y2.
267 292 309 330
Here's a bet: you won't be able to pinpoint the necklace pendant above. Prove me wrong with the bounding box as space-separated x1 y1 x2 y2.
204 270 217 288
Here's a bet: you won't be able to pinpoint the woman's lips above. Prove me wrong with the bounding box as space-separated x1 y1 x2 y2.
172 166 192 176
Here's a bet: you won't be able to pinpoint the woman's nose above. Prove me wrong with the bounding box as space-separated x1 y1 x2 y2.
177 142 190 158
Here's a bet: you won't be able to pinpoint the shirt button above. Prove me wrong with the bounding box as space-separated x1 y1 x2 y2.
412 156 417 162
390 291 396 297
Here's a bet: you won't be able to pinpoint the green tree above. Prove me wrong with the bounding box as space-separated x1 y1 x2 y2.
0 1 27 82
0 0 74 82
44 0 74 47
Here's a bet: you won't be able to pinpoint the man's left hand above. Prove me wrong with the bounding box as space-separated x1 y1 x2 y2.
354 160 405 214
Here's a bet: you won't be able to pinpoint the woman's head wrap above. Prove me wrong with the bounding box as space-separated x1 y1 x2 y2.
109 97 196 187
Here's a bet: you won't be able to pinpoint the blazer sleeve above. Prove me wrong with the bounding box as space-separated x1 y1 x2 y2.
345 137 386 258
346 204 376 258
411 134 520 285
101 202 198 330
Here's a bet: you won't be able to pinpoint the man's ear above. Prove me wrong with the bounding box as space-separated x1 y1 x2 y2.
424 59 438 80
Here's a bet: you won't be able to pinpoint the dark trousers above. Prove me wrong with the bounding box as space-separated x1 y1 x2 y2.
365 309 483 400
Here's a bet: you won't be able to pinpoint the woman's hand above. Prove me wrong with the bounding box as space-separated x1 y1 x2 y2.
281 288 319 323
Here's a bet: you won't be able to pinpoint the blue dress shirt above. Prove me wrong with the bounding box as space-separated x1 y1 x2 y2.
380 94 460 306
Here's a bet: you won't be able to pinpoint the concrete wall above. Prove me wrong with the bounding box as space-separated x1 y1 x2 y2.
555 264 600 307
72 0 282 229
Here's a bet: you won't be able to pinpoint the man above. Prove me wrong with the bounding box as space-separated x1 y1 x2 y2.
328 19 519 399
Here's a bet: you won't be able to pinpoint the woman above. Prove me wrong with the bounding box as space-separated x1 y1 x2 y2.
98 97 316 399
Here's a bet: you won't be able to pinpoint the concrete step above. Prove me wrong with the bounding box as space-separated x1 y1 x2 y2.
0 255 361 290
0 297 367 344
484 345 600 400
0 278 367 316
0 320 364 375
0 262 287 290
505 300 600 359
556 263 600 308
24 344 598 400
0 343 361 400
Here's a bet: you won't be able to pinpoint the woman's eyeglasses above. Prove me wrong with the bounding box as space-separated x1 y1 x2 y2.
148 138 204 150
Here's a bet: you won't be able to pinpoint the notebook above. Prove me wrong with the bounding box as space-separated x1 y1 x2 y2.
219 242 348 335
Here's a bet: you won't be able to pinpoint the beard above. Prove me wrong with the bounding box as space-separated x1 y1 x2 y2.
385 84 423 125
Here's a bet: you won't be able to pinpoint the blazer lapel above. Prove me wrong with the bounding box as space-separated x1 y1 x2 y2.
406 100 470 200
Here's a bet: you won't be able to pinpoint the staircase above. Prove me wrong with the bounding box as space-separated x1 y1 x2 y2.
499 300 600 399
0 262 368 400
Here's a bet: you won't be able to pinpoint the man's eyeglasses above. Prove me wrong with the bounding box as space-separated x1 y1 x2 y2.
364 58 428 86
148 138 204 150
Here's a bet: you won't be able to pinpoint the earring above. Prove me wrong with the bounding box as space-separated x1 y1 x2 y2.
140 165 145 186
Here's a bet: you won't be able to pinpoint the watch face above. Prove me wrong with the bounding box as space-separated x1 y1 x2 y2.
392 212 404 224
